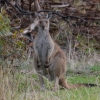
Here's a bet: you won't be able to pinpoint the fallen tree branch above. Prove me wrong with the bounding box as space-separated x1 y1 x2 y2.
51 4 69 8
22 18 39 35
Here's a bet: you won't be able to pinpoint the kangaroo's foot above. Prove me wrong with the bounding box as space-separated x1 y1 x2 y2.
52 86 59 92
52 76 59 92
40 85 47 91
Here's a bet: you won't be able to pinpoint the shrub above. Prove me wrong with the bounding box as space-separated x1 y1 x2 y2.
0 13 10 34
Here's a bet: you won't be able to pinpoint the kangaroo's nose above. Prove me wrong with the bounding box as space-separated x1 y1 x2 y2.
42 26 45 30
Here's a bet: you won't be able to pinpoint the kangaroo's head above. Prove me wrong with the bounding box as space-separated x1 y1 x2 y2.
35 12 52 30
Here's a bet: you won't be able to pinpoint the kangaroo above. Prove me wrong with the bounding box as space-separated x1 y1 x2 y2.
33 13 99 91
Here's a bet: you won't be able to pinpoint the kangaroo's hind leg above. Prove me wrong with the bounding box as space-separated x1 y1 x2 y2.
49 64 60 91
53 75 59 91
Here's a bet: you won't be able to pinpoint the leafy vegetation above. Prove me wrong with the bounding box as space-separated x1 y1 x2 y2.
0 13 10 35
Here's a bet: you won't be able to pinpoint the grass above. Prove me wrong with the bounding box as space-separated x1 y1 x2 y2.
0 66 100 100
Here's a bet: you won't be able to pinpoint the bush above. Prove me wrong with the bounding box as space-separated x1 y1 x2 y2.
0 13 10 34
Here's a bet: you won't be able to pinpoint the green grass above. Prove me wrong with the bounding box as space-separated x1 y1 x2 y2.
0 68 100 100
89 64 100 71
67 75 99 84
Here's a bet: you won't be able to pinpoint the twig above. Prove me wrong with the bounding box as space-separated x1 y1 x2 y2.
51 4 69 8
15 0 30 13
37 10 87 23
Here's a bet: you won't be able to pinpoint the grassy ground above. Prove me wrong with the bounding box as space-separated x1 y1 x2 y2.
0 64 100 100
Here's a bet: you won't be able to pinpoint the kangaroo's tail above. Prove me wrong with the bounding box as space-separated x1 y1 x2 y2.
59 77 99 89
81 83 99 87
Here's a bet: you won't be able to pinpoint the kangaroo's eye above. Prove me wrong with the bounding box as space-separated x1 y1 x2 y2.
46 21 48 23
40 21 41 24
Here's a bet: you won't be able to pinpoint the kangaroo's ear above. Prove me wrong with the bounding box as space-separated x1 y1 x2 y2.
46 12 52 19
35 12 41 19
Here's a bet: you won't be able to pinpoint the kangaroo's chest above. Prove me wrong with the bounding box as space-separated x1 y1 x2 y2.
34 35 54 66
34 36 52 50
37 37 49 44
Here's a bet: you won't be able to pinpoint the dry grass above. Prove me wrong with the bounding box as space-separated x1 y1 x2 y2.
0 61 100 100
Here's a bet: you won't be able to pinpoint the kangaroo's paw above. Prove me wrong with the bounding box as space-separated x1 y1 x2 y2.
45 62 52 68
